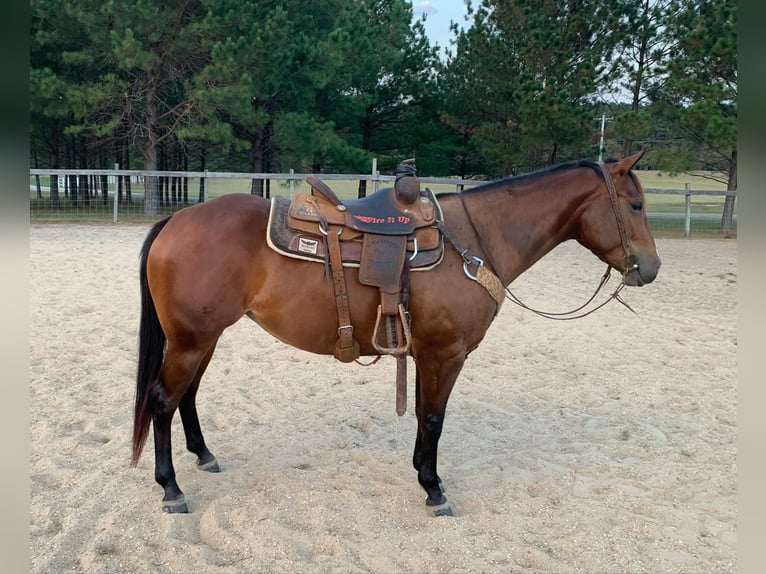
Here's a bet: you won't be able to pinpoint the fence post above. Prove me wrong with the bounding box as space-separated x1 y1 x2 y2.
684 183 691 237
371 158 378 194
289 168 295 198
113 163 119 222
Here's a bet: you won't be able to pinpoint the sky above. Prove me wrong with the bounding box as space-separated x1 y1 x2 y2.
411 1 471 57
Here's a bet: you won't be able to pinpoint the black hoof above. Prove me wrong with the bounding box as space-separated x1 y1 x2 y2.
162 494 189 514
426 497 455 517
197 456 220 473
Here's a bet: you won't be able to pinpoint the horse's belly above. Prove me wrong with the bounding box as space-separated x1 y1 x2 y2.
244 255 383 356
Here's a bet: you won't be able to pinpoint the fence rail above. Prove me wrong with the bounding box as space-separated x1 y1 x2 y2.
29 169 736 237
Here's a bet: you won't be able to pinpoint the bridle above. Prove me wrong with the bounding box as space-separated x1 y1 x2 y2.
444 160 640 320
599 160 639 275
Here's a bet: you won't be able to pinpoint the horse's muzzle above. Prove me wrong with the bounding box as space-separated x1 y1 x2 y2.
624 256 660 286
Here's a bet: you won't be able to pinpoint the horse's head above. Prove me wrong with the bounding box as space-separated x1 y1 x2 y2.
577 152 661 286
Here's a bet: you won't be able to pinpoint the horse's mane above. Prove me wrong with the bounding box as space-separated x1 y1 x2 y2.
438 157 620 198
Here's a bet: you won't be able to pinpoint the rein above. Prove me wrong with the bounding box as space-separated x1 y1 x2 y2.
444 161 639 320
503 264 637 320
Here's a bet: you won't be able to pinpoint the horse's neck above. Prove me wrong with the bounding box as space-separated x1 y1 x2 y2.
451 180 587 285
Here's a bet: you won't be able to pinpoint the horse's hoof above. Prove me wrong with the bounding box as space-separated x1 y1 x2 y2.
426 498 455 517
197 457 220 473
162 494 189 514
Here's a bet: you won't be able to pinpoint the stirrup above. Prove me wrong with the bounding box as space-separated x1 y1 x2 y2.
371 304 412 355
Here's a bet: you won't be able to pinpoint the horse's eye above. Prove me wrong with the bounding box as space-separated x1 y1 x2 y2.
631 201 643 212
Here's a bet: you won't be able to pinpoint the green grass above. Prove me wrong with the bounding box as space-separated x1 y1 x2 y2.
633 169 728 191
641 192 731 216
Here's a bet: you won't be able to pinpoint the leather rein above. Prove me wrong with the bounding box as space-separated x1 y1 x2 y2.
445 160 639 321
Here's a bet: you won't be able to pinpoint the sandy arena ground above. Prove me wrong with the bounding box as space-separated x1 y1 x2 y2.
30 223 736 573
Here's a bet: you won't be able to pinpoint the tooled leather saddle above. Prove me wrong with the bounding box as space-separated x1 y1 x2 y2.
266 160 444 415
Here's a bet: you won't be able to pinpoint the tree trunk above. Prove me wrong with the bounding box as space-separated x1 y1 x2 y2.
49 133 60 207
264 120 273 199
143 75 161 214
68 174 78 206
124 148 132 202
79 144 90 207
198 148 206 203
357 111 374 198
159 143 168 206
66 136 75 202
721 148 736 235
182 150 189 203
622 40 647 158
101 174 109 205
33 149 42 199
548 143 558 165
250 129 265 197
79 174 90 207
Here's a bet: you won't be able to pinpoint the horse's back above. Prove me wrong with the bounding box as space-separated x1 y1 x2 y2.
162 192 270 233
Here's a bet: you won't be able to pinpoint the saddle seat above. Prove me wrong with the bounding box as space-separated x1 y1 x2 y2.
290 175 438 236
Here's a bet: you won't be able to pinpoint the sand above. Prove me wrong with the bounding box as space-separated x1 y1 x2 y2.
29 223 736 573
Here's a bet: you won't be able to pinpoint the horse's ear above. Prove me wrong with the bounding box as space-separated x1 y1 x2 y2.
614 150 645 176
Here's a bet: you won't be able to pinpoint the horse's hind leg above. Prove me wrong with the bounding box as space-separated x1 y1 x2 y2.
179 343 220 472
152 340 215 514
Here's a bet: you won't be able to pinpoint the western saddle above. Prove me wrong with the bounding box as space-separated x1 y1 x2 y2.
282 160 443 415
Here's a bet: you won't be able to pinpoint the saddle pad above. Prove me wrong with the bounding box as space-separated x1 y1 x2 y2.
267 196 444 270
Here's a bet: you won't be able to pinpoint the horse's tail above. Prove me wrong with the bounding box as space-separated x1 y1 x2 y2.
132 216 172 467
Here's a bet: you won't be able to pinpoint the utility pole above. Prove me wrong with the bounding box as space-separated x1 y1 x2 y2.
596 113 612 161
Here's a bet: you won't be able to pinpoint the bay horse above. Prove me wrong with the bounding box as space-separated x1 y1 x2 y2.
132 152 660 515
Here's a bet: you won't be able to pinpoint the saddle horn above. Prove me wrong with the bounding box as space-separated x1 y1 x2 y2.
395 158 420 205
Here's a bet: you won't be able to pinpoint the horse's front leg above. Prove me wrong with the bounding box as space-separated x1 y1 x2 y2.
412 353 465 517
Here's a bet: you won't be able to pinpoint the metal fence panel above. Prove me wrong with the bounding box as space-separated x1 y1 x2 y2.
29 169 736 237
